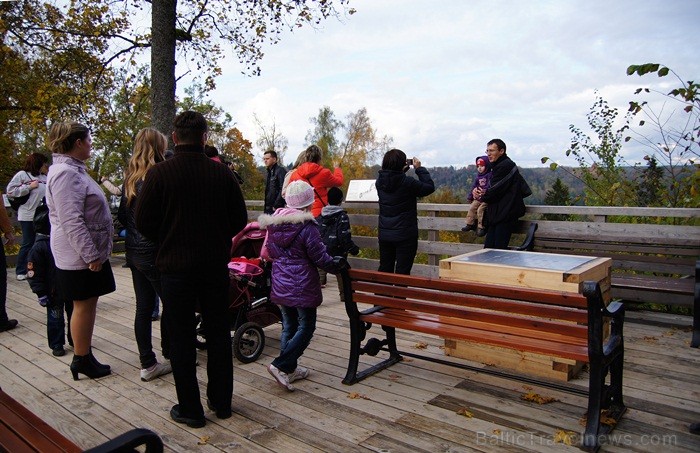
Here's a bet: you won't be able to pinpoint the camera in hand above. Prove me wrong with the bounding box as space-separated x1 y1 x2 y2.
406 159 413 166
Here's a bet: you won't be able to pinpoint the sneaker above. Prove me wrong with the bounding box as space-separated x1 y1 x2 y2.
267 364 294 391
52 347 66 357
288 366 309 383
0 319 18 332
140 361 172 382
16 274 27 281
170 404 205 428
476 227 487 237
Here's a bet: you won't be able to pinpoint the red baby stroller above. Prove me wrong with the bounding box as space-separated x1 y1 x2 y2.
195 221 281 363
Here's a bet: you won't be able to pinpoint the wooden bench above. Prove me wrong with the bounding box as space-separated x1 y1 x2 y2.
0 386 163 452
526 220 700 347
339 268 625 451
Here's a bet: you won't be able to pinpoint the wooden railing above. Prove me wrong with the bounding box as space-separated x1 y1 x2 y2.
245 201 700 278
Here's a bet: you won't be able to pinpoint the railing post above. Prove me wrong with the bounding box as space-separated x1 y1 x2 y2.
427 210 438 266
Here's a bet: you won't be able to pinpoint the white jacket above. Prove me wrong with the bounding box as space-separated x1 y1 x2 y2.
6 170 47 222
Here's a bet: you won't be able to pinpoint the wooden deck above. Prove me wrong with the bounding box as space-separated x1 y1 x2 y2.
1 255 699 452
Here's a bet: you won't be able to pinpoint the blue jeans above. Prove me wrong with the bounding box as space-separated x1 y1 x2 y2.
17 220 36 275
160 268 232 419
272 306 317 374
47 297 73 350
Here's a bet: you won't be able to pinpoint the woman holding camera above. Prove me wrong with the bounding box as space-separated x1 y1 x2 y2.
375 149 435 275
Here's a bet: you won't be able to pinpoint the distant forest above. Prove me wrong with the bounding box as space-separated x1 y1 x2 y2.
360 164 589 205
425 165 587 205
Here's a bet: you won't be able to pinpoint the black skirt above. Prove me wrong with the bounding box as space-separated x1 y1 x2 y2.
56 260 116 301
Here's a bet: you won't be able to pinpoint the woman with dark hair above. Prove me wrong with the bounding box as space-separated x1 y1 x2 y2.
289 145 343 217
6 152 49 280
46 121 115 380
375 148 435 275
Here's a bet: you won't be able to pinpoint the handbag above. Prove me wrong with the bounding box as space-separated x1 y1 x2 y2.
519 173 533 198
8 193 30 211
7 171 32 211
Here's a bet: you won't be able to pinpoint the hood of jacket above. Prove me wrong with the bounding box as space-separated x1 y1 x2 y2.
258 208 315 249
320 205 344 217
294 162 324 181
476 155 492 172
375 169 406 193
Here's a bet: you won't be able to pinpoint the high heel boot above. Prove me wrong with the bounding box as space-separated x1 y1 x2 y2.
88 349 111 371
70 354 111 380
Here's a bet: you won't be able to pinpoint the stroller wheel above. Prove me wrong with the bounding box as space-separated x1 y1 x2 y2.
195 314 207 350
232 322 265 364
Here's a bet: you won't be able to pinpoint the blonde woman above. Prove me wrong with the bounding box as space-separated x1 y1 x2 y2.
117 128 172 382
46 121 115 380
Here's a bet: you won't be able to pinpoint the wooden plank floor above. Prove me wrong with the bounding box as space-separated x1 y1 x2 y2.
1 255 699 452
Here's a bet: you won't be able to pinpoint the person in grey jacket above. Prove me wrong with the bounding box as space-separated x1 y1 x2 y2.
6 153 48 280
46 121 115 381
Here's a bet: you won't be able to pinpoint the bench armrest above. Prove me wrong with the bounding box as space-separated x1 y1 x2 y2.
83 428 163 453
509 222 537 251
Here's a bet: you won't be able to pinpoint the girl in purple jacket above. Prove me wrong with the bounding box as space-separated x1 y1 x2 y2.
258 180 344 391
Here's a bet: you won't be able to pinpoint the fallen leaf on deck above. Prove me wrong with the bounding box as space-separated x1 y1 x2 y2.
492 429 502 435
521 390 558 404
456 408 473 418
197 436 210 445
553 429 577 445
388 374 402 381
600 410 618 426
413 342 428 349
347 392 370 400
643 335 658 343
522 385 533 391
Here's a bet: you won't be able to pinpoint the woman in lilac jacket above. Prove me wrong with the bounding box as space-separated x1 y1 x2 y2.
258 180 344 391
46 121 115 381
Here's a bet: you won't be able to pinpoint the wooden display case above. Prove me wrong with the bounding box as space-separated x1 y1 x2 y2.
438 249 612 381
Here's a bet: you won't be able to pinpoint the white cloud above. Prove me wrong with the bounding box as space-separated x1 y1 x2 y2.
188 0 700 169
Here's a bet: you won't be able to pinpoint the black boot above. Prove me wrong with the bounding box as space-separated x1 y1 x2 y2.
88 349 111 371
70 354 111 381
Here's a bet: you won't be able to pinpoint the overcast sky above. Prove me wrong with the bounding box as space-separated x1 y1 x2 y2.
198 0 699 168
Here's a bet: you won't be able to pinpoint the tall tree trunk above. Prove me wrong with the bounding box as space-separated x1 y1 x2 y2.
151 0 177 146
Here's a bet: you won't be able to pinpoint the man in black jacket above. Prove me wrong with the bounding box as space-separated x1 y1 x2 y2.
263 150 287 214
476 138 526 249
135 111 247 428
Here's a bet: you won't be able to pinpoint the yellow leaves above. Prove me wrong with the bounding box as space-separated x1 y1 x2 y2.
456 407 473 418
413 342 428 349
579 409 618 427
553 429 577 445
197 435 210 445
347 392 370 400
520 386 559 405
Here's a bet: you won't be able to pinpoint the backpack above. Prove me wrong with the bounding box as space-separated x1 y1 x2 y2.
316 213 342 255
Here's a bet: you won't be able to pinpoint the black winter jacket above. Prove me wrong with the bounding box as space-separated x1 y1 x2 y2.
264 163 287 214
480 154 526 225
118 180 157 266
27 234 56 298
316 205 360 257
376 167 435 242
